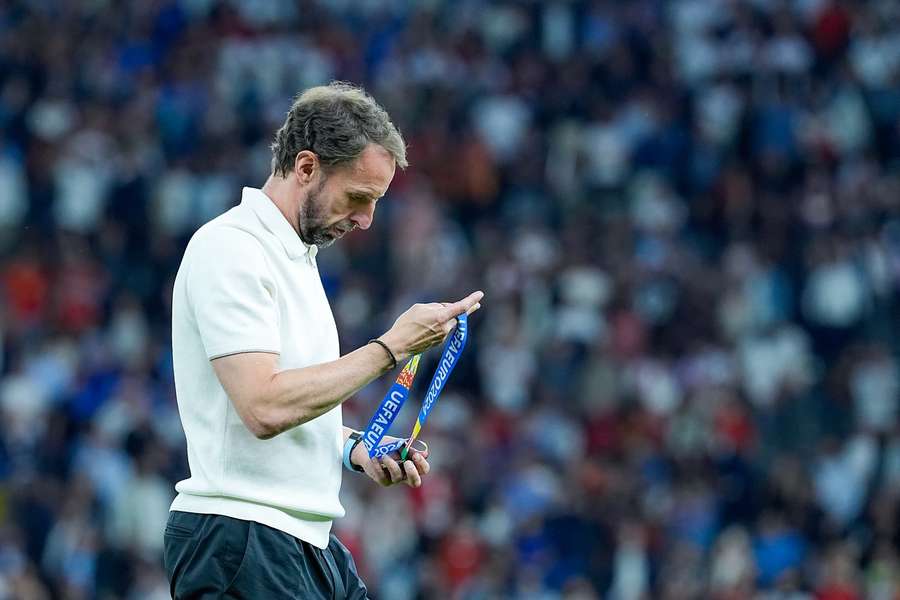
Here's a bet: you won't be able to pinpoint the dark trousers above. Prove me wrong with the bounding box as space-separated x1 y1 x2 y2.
164 511 370 599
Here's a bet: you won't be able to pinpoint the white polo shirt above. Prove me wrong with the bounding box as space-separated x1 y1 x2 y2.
169 186 344 548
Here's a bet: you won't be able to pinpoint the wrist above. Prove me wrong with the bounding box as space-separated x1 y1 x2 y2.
368 339 397 370
343 431 365 472
376 333 407 364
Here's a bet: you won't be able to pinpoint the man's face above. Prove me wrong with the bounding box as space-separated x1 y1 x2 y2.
298 144 396 248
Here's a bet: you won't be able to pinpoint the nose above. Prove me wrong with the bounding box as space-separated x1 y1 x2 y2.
350 204 375 230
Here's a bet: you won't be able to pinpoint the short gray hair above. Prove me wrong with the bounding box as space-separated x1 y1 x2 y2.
270 81 407 176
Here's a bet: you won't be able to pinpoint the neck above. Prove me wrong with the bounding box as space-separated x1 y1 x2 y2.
261 174 301 235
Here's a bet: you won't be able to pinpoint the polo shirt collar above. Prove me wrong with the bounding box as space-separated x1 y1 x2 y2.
241 187 318 262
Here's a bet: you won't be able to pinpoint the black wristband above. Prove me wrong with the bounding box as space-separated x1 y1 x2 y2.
368 338 398 369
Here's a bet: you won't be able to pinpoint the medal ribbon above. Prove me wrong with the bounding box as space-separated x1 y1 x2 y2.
361 312 469 460
401 312 468 460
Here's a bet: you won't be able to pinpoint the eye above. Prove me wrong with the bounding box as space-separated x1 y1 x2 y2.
349 193 375 205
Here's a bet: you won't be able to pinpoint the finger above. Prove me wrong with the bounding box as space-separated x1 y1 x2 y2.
411 452 430 474
443 291 484 320
380 456 405 484
465 302 481 316
442 318 458 335
403 460 422 487
362 456 391 487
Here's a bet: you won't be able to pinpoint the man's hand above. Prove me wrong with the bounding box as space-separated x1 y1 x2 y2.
351 435 430 488
377 291 483 363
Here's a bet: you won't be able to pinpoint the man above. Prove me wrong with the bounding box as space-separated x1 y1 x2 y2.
164 82 483 598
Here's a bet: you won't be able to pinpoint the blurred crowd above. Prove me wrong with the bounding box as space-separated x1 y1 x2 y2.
1 0 900 598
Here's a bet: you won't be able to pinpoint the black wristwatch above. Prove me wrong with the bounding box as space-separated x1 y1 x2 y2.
343 431 365 473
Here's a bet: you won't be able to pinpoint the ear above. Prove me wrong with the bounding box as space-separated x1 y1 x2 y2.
293 150 319 185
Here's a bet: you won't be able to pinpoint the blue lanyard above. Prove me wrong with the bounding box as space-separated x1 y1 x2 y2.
361 312 468 460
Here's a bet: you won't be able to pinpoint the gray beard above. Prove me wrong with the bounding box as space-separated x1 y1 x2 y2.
298 181 338 248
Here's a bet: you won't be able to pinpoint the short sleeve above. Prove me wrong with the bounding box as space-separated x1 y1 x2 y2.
186 227 281 360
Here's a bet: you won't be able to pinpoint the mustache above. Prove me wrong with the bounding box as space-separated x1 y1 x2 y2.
331 221 357 236
298 218 357 247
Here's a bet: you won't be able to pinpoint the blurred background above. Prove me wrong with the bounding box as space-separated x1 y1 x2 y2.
1 0 899 598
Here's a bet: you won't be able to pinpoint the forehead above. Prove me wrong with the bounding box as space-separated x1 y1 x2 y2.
331 144 395 196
